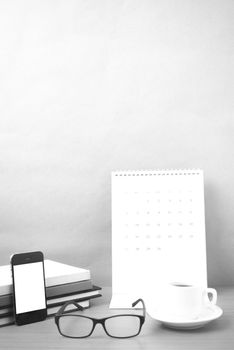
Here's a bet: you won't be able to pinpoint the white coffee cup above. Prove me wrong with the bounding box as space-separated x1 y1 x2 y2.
157 282 217 319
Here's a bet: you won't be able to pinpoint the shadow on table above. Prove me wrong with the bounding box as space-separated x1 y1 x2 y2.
156 317 230 334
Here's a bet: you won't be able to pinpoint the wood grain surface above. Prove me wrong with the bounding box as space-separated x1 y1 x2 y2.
0 287 233 350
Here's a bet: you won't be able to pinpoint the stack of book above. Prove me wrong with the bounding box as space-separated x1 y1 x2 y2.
0 260 102 327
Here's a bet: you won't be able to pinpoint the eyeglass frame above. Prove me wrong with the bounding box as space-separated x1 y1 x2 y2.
54 298 146 339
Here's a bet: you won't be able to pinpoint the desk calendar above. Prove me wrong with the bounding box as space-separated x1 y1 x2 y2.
110 170 207 308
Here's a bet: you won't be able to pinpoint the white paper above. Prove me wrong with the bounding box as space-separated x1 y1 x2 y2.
111 170 207 308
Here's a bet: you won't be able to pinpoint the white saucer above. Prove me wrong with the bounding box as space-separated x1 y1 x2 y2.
147 305 223 330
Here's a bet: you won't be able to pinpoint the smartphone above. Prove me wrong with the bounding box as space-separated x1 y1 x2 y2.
11 251 47 325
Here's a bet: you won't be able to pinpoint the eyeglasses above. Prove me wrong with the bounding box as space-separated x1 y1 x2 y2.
54 299 145 339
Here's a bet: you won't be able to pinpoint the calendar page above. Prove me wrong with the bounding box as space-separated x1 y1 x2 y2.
110 170 207 308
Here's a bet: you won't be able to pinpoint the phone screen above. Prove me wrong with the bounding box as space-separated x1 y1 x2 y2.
13 262 46 314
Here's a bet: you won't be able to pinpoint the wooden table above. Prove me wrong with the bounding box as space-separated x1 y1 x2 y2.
0 286 233 350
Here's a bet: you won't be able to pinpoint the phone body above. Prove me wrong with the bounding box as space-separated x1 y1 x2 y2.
11 251 47 325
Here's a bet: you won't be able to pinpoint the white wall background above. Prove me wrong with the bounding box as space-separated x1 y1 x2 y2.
0 0 233 286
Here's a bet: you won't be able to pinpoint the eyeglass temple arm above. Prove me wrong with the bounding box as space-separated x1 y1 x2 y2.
56 300 84 317
132 298 146 321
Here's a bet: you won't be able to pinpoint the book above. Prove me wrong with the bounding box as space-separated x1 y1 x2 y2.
0 285 101 311
0 307 11 315
0 260 91 296
0 292 102 318
0 279 93 308
47 286 101 305
0 291 102 327
0 299 90 327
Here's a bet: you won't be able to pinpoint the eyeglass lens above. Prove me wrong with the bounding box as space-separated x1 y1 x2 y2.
59 316 93 337
105 315 140 338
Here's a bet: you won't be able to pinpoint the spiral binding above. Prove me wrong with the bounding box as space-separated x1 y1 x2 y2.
112 169 203 177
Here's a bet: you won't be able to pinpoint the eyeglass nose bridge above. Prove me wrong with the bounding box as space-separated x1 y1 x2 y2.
91 318 108 336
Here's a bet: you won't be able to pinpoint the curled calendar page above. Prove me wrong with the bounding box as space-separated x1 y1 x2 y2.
110 169 207 308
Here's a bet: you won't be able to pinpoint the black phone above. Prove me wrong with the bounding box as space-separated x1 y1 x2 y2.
11 251 47 325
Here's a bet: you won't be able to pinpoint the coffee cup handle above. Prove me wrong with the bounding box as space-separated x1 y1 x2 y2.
205 288 217 305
